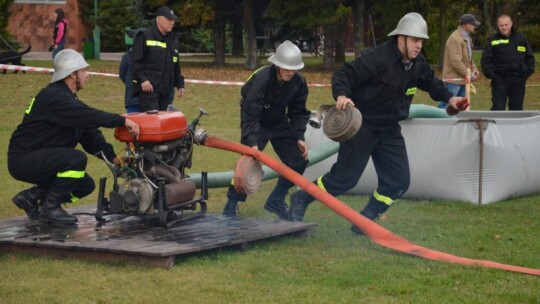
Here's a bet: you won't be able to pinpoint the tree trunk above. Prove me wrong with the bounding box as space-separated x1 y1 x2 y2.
352 0 365 58
334 23 346 64
482 1 495 36
438 0 447 71
243 0 258 69
213 8 226 66
231 16 243 56
323 27 335 68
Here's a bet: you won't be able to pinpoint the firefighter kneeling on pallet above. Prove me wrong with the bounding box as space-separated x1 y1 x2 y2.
8 49 140 224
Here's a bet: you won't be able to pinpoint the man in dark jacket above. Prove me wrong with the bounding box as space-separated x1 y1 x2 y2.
8 49 140 224
481 14 535 111
119 48 140 113
289 13 469 233
223 40 310 220
131 6 185 112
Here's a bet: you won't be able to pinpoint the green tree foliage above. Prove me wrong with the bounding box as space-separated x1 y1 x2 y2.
266 0 349 39
0 0 15 48
176 0 214 26
81 0 145 52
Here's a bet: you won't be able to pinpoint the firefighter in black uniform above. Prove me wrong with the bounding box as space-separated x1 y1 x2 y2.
289 13 469 233
8 49 140 224
131 6 185 112
223 40 310 220
481 14 535 111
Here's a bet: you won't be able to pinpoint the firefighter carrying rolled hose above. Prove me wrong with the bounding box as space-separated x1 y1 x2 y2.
289 13 469 233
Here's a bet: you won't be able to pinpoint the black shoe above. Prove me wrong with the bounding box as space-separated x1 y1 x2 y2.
40 193 78 224
289 191 311 222
222 199 239 217
40 205 78 224
264 200 290 221
11 187 46 220
350 208 378 236
350 225 365 236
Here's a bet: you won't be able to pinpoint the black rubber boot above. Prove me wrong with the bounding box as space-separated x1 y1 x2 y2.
289 190 314 222
264 199 290 221
222 198 239 217
11 187 47 220
40 193 78 224
351 199 389 236
350 208 379 235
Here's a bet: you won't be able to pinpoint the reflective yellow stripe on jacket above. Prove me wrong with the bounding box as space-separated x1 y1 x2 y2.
406 87 417 96
25 97 36 114
146 40 167 48
491 39 509 46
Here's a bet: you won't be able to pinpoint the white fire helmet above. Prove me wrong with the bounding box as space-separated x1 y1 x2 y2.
388 12 429 39
51 49 90 83
268 40 304 70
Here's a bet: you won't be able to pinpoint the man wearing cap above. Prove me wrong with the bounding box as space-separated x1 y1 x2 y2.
289 13 469 232
131 6 185 111
438 13 481 109
222 40 311 220
8 49 140 224
481 14 535 110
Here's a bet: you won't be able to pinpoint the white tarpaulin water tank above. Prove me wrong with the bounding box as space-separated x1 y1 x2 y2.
303 109 540 204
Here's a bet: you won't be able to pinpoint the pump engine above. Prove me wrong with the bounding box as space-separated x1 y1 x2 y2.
96 108 209 227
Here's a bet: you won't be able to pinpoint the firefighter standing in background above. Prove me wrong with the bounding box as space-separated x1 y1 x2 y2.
131 6 185 112
481 14 535 111
223 40 311 220
289 13 469 233
8 49 139 224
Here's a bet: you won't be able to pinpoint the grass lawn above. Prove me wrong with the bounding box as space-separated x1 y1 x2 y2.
0 55 539 303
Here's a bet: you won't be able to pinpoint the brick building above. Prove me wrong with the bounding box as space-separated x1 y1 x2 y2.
8 0 90 52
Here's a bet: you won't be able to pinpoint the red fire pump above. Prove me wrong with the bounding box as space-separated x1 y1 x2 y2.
95 108 209 227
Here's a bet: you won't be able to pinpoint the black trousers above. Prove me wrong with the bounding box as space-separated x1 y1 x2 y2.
8 148 95 203
227 136 308 202
139 90 170 112
490 78 526 111
318 124 410 204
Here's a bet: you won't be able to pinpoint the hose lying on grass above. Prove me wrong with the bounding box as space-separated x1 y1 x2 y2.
198 134 540 276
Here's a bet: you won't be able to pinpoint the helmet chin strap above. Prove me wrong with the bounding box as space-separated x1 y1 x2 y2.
402 36 411 62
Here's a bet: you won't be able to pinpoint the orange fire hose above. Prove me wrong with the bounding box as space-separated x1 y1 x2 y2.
202 135 540 276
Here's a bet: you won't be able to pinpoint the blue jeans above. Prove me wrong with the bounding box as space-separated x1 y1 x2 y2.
126 105 140 113
437 83 465 109
51 41 65 59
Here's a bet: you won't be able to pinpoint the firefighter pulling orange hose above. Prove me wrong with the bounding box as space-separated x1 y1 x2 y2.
200 135 540 276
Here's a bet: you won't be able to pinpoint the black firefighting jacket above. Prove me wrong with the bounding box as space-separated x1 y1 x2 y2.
240 65 310 147
8 81 125 162
481 30 535 81
332 39 452 127
131 23 184 95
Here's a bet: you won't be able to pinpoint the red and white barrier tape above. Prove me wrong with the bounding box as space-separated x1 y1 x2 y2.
4 64 538 88
0 64 331 87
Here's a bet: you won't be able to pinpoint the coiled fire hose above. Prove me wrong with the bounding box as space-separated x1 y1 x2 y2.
193 129 540 276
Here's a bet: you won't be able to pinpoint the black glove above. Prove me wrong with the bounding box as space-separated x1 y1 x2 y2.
48 44 55 52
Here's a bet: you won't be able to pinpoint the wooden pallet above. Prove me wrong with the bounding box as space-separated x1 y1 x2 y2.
0 205 317 268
